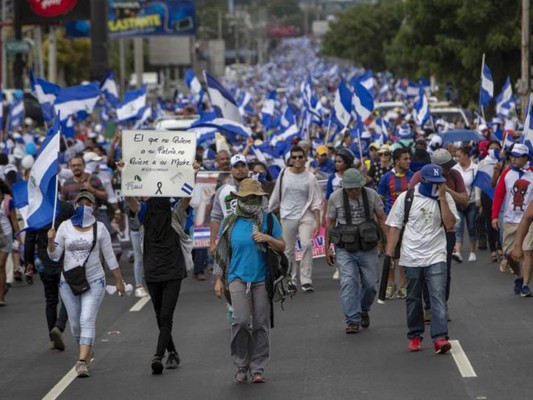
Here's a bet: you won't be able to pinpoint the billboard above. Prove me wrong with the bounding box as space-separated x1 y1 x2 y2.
108 0 195 38
18 0 91 25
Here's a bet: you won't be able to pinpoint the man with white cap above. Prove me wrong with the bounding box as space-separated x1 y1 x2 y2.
492 143 533 296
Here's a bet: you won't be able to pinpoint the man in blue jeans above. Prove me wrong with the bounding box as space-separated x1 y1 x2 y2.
385 164 459 353
325 169 387 333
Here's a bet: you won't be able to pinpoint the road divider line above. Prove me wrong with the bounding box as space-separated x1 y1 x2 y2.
449 340 477 378
129 296 151 312
41 366 77 400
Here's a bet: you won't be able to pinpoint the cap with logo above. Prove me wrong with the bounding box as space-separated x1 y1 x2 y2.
421 164 447 183
231 154 247 167
510 143 529 158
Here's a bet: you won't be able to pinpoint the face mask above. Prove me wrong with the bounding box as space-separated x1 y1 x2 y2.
252 172 267 184
418 181 439 200
71 205 96 228
488 149 501 162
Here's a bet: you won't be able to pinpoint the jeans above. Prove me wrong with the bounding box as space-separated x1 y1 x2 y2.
455 202 478 244
39 269 68 339
229 279 270 374
405 262 448 341
130 230 144 287
282 217 316 285
146 279 182 358
192 248 208 275
423 231 455 309
60 275 106 346
335 247 379 324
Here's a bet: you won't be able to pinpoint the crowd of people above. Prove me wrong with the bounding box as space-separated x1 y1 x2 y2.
1 38 531 383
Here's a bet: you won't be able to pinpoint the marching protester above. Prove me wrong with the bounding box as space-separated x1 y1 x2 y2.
25 199 74 351
269 145 322 292
386 164 459 353
47 191 126 378
367 144 393 188
325 168 387 333
213 178 285 384
492 143 533 296
60 155 108 204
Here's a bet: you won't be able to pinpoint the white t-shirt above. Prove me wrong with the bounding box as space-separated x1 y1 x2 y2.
48 221 119 281
452 162 478 203
280 170 309 219
386 186 459 267
0 199 12 238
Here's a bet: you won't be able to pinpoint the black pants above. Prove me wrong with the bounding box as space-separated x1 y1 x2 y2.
147 279 182 358
192 248 208 275
481 192 502 252
39 269 68 339
424 231 456 310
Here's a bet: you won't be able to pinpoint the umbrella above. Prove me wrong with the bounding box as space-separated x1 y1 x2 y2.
439 129 484 144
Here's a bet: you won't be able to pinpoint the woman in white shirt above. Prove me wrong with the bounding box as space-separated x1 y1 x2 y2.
48 191 125 378
452 145 479 262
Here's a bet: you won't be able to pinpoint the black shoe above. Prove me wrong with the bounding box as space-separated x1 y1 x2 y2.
165 351 180 369
345 321 360 334
361 312 370 328
151 356 164 375
302 283 315 292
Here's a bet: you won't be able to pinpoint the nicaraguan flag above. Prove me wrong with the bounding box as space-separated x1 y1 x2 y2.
261 90 277 130
30 70 60 123
270 124 300 147
333 80 352 128
61 116 75 138
358 71 375 94
192 118 252 143
8 98 24 131
12 116 60 230
472 161 496 200
100 71 120 108
413 86 431 127
495 77 514 117
185 69 203 96
237 91 254 117
54 82 100 122
479 62 494 107
133 105 152 129
116 85 147 122
351 80 374 124
520 93 533 158
191 127 216 145
280 106 295 130
203 71 243 123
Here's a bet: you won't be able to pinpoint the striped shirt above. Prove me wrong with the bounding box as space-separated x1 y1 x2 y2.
378 169 414 215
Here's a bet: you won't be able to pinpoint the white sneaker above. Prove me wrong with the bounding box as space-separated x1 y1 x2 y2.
134 287 149 298
468 252 477 262
332 269 339 280
452 252 463 263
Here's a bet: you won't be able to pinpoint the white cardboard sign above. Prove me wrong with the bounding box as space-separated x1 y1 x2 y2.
121 130 197 197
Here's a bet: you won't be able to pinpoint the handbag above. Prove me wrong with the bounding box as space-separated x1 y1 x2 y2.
63 224 97 296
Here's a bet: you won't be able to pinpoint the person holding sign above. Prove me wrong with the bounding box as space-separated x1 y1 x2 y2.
118 160 200 375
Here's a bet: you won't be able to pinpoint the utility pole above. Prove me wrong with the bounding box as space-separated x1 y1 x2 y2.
90 0 109 81
0 0 8 88
13 0 23 89
48 26 57 83
522 0 530 118
134 38 143 89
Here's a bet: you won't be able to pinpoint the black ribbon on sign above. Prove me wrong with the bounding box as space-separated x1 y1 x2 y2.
156 182 163 195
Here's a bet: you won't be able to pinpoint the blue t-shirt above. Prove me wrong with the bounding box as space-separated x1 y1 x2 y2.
227 213 283 284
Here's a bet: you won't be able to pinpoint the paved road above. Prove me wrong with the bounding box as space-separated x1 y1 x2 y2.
0 249 531 400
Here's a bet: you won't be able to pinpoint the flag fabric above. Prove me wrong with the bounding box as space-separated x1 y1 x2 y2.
61 116 75 138
237 91 254 117
479 62 494 107
116 85 147 122
133 106 152 129
332 80 352 128
100 71 120 108
413 86 431 127
203 72 243 123
472 161 496 200
520 93 533 158
352 80 374 125
12 116 61 230
261 90 276 130
8 98 24 131
30 70 61 123
185 69 203 96
54 83 100 122
495 77 514 117
280 106 295 130
270 124 300 147
358 71 375 94
192 118 252 143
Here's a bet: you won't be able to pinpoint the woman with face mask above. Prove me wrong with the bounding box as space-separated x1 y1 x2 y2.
47 191 125 378
213 179 285 384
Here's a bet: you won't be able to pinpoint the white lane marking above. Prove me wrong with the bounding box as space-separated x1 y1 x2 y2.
41 366 77 400
129 296 151 312
449 340 477 378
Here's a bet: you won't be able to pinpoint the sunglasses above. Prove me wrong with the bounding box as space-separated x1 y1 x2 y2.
291 155 305 160
378 152 391 156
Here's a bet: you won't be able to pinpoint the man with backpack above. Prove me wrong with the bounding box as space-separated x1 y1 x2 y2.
325 169 387 334
385 164 459 353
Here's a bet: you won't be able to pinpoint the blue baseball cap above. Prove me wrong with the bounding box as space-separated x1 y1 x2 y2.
421 164 447 183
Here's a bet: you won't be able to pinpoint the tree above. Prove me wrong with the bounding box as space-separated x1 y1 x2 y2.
322 0 405 71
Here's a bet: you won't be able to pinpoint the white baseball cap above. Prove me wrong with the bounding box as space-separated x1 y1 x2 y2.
83 151 103 163
230 154 247 167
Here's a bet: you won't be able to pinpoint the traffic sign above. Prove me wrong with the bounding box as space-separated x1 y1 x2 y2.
5 39 34 55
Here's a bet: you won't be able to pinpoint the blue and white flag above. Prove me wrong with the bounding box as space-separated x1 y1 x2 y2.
185 69 203 96
520 93 533 158
100 71 120 108
192 118 252 143
237 90 254 117
270 124 300 147
352 80 374 125
203 72 243 123
30 70 60 123
332 80 352 128
280 106 295 130
479 62 494 107
358 71 375 94
495 76 514 117
472 161 496 200
261 90 276 130
54 82 100 122
12 116 60 230
413 86 431 127
8 98 24 131
61 116 75 138
133 106 152 129
116 85 147 122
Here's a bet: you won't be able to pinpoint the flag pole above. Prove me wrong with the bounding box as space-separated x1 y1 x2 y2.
480 53 486 120
325 117 332 143
51 164 59 230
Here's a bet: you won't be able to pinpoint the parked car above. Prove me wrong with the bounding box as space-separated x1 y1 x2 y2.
430 106 472 129
154 115 199 131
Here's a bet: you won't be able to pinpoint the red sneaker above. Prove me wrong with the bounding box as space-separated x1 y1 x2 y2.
408 337 422 352
434 338 451 354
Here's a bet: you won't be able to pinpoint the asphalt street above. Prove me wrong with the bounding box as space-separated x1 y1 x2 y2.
0 249 532 400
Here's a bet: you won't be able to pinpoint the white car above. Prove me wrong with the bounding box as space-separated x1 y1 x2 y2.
154 115 199 131
429 107 472 129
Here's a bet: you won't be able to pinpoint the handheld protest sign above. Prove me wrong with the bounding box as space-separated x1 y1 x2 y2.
121 130 197 197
